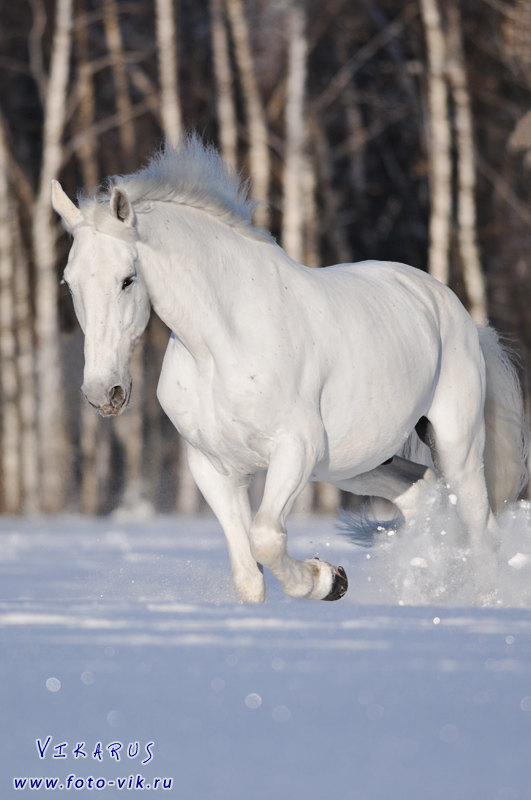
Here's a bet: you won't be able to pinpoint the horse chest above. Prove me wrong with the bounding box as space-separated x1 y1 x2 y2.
157 339 274 473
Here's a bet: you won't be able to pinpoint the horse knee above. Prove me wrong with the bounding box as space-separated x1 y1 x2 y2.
250 523 286 566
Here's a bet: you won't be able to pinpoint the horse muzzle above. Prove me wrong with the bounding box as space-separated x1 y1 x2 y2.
82 380 131 417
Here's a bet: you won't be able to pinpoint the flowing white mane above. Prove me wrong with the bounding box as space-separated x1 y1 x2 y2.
79 135 272 242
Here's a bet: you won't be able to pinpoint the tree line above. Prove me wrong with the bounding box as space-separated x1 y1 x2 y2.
0 0 529 516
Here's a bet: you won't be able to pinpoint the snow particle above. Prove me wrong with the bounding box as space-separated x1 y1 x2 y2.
448 493 457 505
519 696 531 712
433 617 441 625
81 670 95 686
272 705 291 723
505 636 515 646
107 709 125 727
508 552 531 570
45 677 61 693
244 692 262 710
271 658 285 672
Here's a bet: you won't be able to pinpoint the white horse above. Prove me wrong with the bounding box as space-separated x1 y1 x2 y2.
52 136 528 603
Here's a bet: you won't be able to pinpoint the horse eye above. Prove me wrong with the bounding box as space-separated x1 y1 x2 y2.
121 276 134 290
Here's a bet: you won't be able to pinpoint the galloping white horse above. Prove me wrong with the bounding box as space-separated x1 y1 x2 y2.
52 136 528 603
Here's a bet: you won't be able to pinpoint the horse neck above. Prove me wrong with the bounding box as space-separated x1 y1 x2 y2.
136 202 278 357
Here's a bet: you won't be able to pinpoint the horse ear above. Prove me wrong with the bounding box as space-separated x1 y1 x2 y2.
51 180 83 232
110 187 136 227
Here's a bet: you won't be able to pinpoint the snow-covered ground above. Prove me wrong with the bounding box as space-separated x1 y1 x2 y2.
2 504 531 799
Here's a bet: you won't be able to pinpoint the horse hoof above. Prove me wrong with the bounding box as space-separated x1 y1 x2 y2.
323 565 348 601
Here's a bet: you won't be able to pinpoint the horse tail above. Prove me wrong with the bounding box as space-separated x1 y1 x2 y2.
478 324 529 512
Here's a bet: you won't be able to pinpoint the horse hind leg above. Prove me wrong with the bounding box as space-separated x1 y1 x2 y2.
422 361 500 602
335 456 438 527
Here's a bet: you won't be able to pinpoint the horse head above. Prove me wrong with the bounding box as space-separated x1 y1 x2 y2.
52 181 151 416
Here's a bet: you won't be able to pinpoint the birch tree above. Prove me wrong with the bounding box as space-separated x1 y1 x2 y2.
419 0 452 285
210 0 238 169
103 0 135 158
0 116 20 512
14 226 39 514
156 0 182 147
226 0 270 228
75 3 98 192
282 0 308 262
31 0 73 512
447 2 487 323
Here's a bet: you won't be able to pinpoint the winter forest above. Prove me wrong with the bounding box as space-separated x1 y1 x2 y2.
0 0 530 517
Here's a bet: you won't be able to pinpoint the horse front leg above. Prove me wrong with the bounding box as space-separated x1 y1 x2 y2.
186 444 266 603
250 436 348 601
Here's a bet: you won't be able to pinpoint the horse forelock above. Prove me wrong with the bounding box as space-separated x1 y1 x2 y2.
78 134 273 243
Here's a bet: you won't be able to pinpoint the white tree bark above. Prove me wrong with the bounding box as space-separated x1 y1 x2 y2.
226 0 270 229
282 0 308 262
75 9 98 191
32 0 73 512
447 2 487 323
155 0 182 147
14 236 39 514
103 0 135 157
0 116 20 512
420 0 452 285
210 0 238 169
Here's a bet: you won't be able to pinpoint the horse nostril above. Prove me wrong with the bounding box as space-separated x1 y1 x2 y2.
109 385 126 408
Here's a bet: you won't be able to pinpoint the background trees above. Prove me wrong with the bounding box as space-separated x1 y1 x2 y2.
0 0 529 515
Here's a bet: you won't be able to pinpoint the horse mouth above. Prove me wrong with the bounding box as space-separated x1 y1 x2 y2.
98 404 125 417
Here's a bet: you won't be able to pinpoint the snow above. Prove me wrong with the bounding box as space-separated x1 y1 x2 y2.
2 506 531 799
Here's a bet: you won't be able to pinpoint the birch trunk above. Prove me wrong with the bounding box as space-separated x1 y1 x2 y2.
210 0 238 169
447 2 487 323
75 3 98 191
32 0 73 512
226 0 270 228
420 0 452 285
14 230 39 514
0 116 20 512
155 0 182 147
282 0 307 262
103 0 135 158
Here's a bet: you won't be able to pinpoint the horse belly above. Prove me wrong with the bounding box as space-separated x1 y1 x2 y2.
316 330 440 479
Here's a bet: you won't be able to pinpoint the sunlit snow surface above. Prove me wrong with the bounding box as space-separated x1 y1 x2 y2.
2 504 531 799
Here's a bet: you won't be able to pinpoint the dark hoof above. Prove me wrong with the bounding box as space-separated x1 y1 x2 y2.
323 565 348 601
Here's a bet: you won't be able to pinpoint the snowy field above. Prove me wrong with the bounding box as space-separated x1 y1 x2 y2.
2 503 531 799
